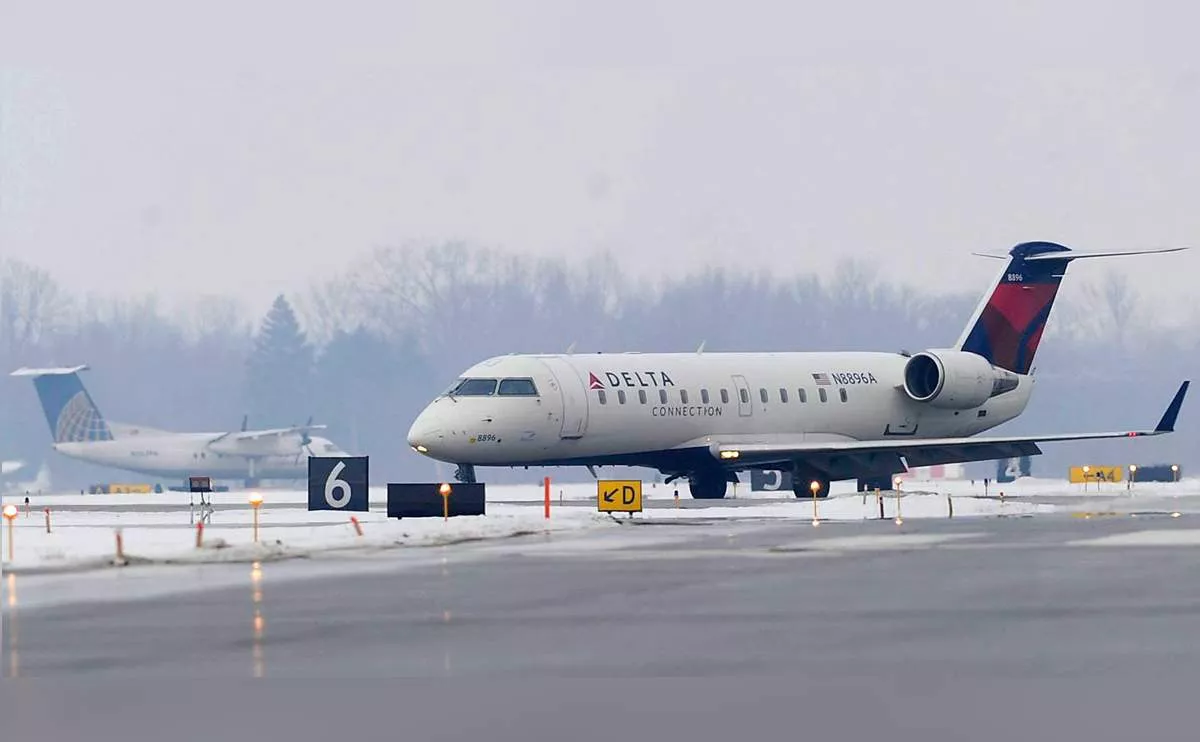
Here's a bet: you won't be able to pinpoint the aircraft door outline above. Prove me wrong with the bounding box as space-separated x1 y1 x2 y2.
540 357 589 438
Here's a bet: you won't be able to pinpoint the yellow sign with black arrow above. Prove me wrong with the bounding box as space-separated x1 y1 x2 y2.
597 479 642 513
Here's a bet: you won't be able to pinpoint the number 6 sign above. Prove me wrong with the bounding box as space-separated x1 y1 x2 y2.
308 456 369 512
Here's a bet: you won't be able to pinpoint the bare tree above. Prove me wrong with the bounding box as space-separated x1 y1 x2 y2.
0 258 70 355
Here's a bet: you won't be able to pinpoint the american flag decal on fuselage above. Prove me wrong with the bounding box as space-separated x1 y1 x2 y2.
812 373 831 386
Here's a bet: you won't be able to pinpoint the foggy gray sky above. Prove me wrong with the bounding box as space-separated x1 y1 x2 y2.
3 0 1199 328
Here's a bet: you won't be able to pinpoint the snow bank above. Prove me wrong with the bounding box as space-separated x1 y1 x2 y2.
0 504 614 575
4 477 1193 575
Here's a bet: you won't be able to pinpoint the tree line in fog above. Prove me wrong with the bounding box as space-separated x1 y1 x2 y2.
1 243 1194 488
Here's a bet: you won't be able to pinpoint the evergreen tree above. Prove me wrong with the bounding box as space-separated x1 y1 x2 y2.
311 326 435 481
244 295 314 427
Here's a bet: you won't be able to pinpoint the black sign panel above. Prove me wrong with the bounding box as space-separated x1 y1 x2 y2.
189 476 213 493
750 470 792 492
307 456 369 512
387 483 486 519
1133 464 1183 483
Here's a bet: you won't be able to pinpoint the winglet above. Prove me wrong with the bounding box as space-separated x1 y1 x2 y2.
1155 380 1190 433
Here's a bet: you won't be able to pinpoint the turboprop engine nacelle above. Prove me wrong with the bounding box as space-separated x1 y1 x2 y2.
902 349 1020 410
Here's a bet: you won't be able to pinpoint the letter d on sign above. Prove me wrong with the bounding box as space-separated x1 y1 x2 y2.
308 456 369 512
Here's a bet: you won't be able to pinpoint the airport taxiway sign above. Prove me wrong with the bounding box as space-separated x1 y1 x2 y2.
597 479 642 513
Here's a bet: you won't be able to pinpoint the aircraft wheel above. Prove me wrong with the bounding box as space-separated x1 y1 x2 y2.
688 472 728 499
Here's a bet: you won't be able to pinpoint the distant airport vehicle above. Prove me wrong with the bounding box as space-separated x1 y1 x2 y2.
11 365 350 486
407 241 1190 499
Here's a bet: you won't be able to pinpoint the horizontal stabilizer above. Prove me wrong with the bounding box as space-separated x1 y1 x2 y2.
10 365 89 377
1023 246 1188 262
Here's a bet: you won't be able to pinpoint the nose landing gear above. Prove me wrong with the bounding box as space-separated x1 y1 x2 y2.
454 464 477 484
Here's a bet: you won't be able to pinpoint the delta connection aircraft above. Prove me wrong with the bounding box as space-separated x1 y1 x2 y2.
406 242 1191 499
11 365 350 486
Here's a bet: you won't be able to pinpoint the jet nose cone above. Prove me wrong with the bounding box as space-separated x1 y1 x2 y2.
407 407 442 456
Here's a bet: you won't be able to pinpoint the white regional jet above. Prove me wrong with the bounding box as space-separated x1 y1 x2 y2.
11 365 350 486
407 242 1190 499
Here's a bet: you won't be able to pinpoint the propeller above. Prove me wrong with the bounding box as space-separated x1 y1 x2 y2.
294 416 315 464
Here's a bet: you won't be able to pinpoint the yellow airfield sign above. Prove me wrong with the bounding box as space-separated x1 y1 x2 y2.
597 479 643 513
1069 466 1124 484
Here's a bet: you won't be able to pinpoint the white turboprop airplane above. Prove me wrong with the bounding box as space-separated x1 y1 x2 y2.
11 365 350 486
406 241 1190 499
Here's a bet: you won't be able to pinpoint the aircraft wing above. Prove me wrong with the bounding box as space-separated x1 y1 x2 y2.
210 424 327 444
705 381 1189 475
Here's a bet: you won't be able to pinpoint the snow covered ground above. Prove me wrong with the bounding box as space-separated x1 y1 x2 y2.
1 477 1195 574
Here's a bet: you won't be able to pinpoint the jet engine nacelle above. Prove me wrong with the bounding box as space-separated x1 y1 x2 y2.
902 350 1019 410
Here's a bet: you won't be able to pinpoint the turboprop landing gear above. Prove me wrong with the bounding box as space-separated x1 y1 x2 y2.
792 471 830 499
454 464 477 484
688 470 729 500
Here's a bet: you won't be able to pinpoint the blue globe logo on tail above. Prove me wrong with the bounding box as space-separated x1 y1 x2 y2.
55 390 115 443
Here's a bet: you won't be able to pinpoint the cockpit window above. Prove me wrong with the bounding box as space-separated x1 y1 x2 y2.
497 378 538 396
448 378 498 396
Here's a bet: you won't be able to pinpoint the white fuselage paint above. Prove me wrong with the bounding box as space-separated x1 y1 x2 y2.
407 352 1035 468
53 432 346 481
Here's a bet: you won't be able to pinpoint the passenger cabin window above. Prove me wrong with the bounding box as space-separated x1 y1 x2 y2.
659 389 668 404
739 388 750 404
638 389 647 404
497 378 538 396
681 390 689 404
450 378 497 396
598 390 608 405
701 389 710 404
780 388 789 403
618 390 627 404
721 389 729 404
759 388 768 403
839 388 848 403
819 388 828 403
799 389 808 403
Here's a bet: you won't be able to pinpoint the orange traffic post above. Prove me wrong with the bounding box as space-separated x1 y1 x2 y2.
115 528 125 563
809 479 821 527
195 520 205 548
893 477 904 525
439 483 452 522
44 507 52 534
3 504 18 562
350 516 363 536
543 476 551 520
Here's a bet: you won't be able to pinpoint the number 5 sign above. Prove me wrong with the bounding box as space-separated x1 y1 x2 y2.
308 456 369 512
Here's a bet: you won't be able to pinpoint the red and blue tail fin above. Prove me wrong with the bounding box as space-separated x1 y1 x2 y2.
956 242 1186 374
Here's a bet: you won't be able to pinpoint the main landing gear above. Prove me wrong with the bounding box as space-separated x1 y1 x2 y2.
687 470 731 500
454 464 477 484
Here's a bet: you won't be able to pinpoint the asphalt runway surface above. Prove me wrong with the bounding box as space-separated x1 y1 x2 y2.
5 510 1200 740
